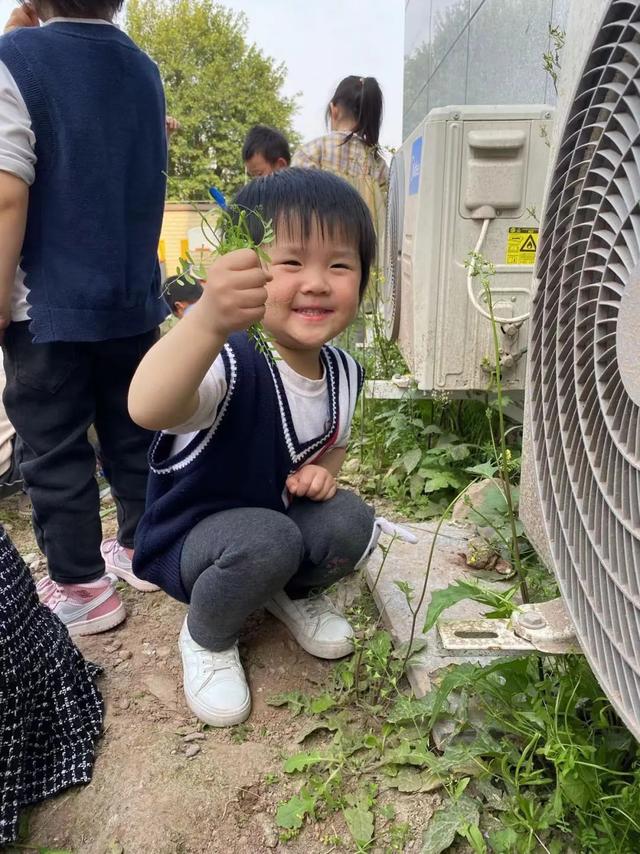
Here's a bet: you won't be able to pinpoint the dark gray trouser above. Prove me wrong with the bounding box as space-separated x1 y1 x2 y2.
180 489 375 650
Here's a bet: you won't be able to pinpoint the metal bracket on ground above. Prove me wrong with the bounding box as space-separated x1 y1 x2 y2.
438 598 581 656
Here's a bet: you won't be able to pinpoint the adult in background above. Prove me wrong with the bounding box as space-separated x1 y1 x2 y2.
292 76 388 246
0 0 167 636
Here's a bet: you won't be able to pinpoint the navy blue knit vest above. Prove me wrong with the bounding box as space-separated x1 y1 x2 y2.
0 23 168 343
133 333 362 603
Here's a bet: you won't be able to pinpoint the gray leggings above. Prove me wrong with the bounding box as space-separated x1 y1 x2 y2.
180 489 375 650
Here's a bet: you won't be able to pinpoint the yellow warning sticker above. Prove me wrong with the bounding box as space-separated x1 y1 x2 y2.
505 227 539 264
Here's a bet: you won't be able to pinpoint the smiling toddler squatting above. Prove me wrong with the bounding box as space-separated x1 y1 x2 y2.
128 168 415 726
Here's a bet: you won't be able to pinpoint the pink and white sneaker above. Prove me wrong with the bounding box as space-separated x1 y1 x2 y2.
100 538 160 592
36 573 126 637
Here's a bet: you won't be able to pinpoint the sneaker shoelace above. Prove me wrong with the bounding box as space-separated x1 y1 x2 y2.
36 576 66 605
36 575 55 595
299 595 337 621
45 582 67 606
37 574 115 604
195 646 241 690
102 538 120 556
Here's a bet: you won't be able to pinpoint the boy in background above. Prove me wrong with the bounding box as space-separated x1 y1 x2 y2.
242 124 291 178
163 274 204 319
0 0 168 635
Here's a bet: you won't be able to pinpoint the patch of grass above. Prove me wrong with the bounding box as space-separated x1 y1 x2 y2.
266 590 640 853
266 265 640 851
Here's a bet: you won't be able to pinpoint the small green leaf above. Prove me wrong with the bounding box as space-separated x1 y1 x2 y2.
343 799 375 847
423 471 464 493
448 443 471 461
336 662 355 689
387 694 437 725
402 447 422 474
385 766 442 793
453 776 471 798
380 803 396 820
283 751 329 773
487 827 520 853
489 395 513 411
420 808 459 854
409 472 426 499
423 580 517 633
267 691 308 715
461 822 487 853
369 630 392 660
295 721 336 743
465 461 498 478
466 483 520 527
423 582 481 633
276 791 316 829
309 693 336 714
421 796 480 854
393 579 414 603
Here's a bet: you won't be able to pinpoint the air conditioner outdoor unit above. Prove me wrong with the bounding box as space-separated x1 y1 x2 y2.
384 105 554 394
520 0 640 739
378 0 640 740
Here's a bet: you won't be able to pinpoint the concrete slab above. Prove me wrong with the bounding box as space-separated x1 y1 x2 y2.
364 521 522 696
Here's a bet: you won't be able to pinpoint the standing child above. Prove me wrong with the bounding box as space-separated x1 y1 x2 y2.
292 76 388 243
0 0 168 635
129 169 412 727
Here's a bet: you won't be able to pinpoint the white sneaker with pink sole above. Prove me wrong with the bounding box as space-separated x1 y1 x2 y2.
36 573 126 637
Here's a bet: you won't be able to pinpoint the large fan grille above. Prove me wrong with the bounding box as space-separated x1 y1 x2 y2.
531 0 640 737
383 152 404 341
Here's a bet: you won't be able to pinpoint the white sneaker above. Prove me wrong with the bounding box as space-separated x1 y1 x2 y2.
178 619 251 727
265 590 354 659
100 538 160 592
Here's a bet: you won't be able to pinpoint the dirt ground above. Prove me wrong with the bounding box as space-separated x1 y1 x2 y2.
1 493 439 854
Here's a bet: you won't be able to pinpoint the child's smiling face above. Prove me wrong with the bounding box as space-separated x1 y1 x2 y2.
262 221 361 354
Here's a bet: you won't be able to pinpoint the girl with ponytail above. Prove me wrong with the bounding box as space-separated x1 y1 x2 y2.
292 76 388 248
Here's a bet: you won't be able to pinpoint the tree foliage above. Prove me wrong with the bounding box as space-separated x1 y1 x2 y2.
127 0 299 199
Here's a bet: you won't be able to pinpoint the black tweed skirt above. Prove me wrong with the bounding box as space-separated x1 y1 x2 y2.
0 525 103 843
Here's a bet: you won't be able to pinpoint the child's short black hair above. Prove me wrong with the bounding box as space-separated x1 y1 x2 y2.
242 125 291 166
233 168 376 299
33 0 124 16
163 274 203 314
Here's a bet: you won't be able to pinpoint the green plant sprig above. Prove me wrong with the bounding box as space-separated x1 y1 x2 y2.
174 199 274 354
466 250 529 602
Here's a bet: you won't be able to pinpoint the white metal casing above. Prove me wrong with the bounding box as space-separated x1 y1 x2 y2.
392 105 554 393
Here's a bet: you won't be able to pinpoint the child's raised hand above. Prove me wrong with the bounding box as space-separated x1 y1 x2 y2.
4 2 39 32
199 248 271 338
286 464 337 502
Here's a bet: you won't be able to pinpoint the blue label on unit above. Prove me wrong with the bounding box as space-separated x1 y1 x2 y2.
409 136 423 195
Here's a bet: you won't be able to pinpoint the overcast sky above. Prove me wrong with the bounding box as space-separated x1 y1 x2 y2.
0 0 405 148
